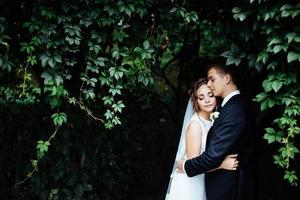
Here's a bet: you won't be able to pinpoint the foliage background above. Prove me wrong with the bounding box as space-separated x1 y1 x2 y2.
0 0 299 199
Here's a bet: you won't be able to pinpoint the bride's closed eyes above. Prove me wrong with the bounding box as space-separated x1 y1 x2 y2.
197 92 214 101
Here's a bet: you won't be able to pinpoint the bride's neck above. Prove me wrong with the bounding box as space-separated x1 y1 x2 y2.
197 111 211 120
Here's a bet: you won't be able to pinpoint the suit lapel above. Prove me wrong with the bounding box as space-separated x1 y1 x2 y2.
205 95 240 149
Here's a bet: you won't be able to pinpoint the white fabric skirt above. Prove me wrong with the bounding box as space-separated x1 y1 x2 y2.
166 171 207 200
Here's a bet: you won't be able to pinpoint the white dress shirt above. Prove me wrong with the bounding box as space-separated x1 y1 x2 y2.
221 90 240 107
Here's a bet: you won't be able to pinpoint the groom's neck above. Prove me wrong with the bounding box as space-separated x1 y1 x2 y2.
221 85 238 98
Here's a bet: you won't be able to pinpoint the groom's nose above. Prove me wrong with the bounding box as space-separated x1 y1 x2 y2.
207 80 212 88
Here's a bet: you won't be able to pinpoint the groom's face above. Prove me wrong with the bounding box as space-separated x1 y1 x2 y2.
207 67 226 98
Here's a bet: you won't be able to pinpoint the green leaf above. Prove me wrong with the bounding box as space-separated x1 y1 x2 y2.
268 37 281 46
102 96 113 105
40 54 49 67
169 7 177 13
104 110 113 120
238 13 247 21
68 97 76 105
143 40 150 49
257 51 269 64
263 132 275 144
267 62 277 70
104 120 113 129
112 50 120 59
48 57 56 68
94 57 105 67
108 85 122 96
287 51 300 63
51 112 67 126
221 51 233 58
286 32 296 43
232 7 241 14
27 55 37 66
41 71 53 85
273 154 285 167
100 73 112 86
284 170 298 185
294 36 300 42
112 115 121 125
112 101 125 113
54 75 64 85
262 79 272 92
75 184 84 197
253 92 267 102
272 80 283 93
280 4 293 11
83 89 95 100
53 55 62 63
36 140 51 159
50 86 57 96
265 127 276 135
273 45 283 54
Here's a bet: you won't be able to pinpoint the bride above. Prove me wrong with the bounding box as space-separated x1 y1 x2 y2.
165 78 238 200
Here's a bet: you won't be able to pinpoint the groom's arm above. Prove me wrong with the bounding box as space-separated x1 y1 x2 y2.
184 104 245 177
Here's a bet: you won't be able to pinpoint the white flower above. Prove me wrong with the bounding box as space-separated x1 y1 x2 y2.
210 111 220 122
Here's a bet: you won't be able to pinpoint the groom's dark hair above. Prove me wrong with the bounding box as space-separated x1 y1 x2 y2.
207 60 239 87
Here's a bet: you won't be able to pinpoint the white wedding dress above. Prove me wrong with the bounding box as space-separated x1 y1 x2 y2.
165 112 212 200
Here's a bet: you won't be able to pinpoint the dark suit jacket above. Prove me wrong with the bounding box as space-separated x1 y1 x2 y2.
185 94 255 200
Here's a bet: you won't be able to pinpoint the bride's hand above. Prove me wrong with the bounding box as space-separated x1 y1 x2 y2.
176 159 186 173
219 154 238 170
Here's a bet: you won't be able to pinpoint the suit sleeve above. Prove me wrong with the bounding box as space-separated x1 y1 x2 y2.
184 104 245 177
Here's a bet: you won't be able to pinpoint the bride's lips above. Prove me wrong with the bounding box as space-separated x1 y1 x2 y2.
205 104 214 108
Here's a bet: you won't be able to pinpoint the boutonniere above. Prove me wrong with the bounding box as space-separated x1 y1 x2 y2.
210 111 220 122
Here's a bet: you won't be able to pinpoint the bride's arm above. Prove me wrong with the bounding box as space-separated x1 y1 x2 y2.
185 121 202 160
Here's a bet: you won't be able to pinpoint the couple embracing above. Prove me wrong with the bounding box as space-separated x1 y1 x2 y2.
166 63 255 200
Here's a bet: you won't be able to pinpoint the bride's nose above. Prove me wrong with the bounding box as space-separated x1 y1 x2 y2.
204 96 210 103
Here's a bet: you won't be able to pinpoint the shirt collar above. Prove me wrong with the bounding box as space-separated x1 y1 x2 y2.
221 90 240 107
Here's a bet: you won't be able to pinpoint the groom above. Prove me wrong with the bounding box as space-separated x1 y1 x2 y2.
177 63 255 200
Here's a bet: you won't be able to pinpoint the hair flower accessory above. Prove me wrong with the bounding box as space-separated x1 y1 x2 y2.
210 111 220 122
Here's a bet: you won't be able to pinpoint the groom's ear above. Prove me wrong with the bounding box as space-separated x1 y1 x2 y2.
224 73 232 85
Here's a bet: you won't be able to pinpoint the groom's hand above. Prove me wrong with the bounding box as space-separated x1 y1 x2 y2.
176 159 186 173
